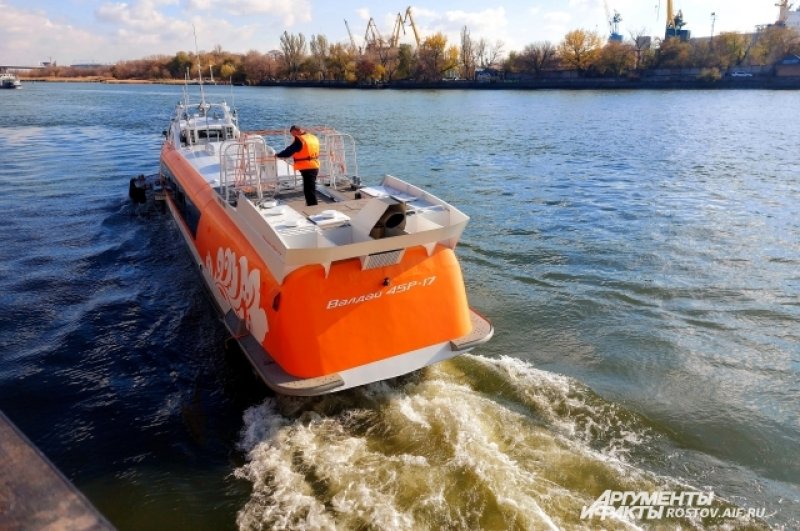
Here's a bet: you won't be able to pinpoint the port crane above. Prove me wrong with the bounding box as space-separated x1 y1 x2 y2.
353 6 421 56
364 17 386 51
390 14 404 48
344 19 359 54
404 6 421 47
604 1 623 42
776 0 794 25
390 6 421 48
662 0 689 40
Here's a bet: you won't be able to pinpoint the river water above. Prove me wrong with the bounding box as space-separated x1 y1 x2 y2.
0 83 797 530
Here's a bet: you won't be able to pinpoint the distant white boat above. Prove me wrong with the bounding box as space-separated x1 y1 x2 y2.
0 72 22 89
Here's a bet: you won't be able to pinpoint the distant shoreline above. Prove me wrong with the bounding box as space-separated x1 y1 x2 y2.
18 76 800 90
258 77 800 90
19 77 186 84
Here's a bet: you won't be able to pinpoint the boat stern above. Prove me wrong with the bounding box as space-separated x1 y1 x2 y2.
265 245 477 378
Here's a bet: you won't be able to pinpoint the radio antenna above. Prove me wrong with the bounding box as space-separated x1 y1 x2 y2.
192 25 206 105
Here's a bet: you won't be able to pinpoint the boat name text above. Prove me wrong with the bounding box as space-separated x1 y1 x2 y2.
326 276 437 310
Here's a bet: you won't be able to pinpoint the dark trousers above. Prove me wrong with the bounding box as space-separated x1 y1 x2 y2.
300 169 318 206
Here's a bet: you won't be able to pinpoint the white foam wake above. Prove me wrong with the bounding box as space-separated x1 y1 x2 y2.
233 355 690 530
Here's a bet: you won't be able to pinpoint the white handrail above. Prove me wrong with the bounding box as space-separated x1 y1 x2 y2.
220 135 277 202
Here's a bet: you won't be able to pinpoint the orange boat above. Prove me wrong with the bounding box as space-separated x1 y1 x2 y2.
154 88 492 395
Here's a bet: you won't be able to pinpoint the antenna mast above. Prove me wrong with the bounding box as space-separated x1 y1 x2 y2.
192 25 206 105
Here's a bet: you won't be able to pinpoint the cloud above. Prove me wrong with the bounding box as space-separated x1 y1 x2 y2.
544 11 573 25
94 0 309 49
186 0 213 9
404 6 508 45
443 7 508 34
0 3 107 65
184 0 310 25
96 1 173 31
89 0 310 58
568 0 595 9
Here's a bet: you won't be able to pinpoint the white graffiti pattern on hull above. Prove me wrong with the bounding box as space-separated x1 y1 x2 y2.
206 248 268 342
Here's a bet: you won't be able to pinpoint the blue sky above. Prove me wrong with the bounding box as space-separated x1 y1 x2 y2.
1 1 783 66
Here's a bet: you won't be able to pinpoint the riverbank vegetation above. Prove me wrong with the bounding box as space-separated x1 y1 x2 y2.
22 24 800 85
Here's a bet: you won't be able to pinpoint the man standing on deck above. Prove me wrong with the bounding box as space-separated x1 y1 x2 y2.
276 125 320 206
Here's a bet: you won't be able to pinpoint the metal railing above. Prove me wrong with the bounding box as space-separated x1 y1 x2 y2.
220 135 277 203
248 127 361 193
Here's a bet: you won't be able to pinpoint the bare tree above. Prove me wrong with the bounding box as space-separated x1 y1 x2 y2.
355 56 378 83
326 43 355 81
242 50 270 83
749 25 800 64
476 38 506 68
265 50 282 80
521 41 557 77
280 31 307 80
629 28 653 70
366 41 401 82
460 26 476 80
309 34 329 80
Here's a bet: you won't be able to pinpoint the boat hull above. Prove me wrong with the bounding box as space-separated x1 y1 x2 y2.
159 139 491 395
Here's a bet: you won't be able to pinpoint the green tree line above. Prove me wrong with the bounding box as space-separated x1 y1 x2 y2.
30 25 800 84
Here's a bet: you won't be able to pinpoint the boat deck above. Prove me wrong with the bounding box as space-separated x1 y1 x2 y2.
287 191 369 216
244 177 461 251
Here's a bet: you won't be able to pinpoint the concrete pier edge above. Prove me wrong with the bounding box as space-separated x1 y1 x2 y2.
0 409 114 530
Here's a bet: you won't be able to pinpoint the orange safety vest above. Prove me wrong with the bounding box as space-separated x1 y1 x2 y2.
293 133 320 171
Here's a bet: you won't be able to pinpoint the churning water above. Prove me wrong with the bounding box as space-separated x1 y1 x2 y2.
0 83 797 529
